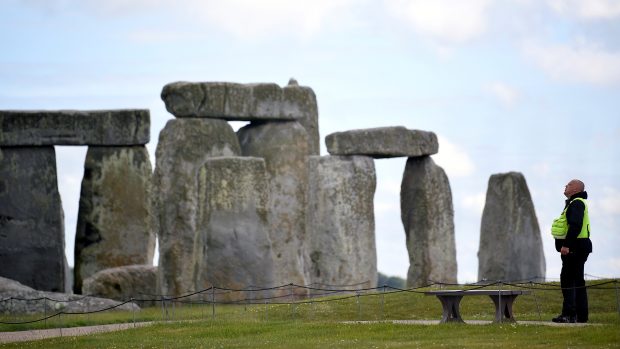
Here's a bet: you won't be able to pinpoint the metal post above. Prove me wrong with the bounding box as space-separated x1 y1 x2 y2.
531 282 542 321
289 284 294 319
160 297 165 321
264 300 268 321
86 296 91 324
356 292 361 320
498 283 503 324
615 279 620 318
132 298 136 328
59 313 63 337
211 287 215 320
44 298 47 329
172 299 175 321
381 285 385 321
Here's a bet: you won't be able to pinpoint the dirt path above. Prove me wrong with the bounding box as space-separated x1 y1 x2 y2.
0 321 153 344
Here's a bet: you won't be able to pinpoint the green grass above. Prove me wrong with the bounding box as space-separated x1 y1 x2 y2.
1 280 619 348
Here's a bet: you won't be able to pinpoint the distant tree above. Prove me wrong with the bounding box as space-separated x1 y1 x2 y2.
377 272 406 289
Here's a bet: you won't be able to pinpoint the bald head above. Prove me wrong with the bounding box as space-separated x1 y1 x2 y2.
564 179 585 198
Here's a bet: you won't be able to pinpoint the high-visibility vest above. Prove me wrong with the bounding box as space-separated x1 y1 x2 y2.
551 197 590 239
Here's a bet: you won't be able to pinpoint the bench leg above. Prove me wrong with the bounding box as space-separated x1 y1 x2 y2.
436 295 464 323
488 295 518 323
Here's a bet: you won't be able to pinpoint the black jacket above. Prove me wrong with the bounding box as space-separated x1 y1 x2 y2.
555 191 593 254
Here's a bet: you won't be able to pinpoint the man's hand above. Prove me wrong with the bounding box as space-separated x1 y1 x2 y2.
561 246 570 255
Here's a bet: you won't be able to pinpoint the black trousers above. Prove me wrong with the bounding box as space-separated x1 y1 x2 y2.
560 252 589 320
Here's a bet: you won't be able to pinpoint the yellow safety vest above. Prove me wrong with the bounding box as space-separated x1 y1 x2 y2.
551 197 590 239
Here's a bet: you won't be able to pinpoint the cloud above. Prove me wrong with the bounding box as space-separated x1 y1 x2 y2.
191 0 357 39
375 201 400 214
24 0 356 39
531 162 551 177
598 187 620 215
433 136 475 178
461 192 486 215
522 39 620 85
486 82 520 107
546 0 620 20
384 0 492 44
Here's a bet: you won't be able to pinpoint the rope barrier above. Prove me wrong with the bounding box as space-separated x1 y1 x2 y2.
2 278 619 325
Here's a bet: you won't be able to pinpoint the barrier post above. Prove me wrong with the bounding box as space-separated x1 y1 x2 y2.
356 292 361 320
530 282 542 321
381 285 385 321
264 300 268 321
289 284 294 319
615 279 620 318
211 287 215 320
160 296 165 321
86 296 90 324
44 298 47 329
498 282 503 324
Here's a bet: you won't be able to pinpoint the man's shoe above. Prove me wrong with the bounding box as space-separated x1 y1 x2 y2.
576 316 588 323
552 315 576 323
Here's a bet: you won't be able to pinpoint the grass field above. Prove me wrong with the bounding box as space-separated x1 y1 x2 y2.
1 280 619 348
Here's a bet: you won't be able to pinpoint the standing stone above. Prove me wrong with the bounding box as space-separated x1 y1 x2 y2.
73 146 155 294
401 156 457 287
154 118 241 297
82 265 157 304
237 121 309 288
0 147 67 292
478 172 545 282
195 157 275 301
306 155 377 288
283 79 320 155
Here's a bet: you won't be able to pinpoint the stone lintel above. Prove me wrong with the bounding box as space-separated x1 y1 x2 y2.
161 81 314 121
325 126 438 158
0 109 150 146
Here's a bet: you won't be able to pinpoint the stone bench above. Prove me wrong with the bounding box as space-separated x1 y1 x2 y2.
424 289 531 323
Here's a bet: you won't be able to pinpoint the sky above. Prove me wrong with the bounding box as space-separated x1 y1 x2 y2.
1 0 619 283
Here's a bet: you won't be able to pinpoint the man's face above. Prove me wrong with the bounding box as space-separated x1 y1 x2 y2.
564 181 578 198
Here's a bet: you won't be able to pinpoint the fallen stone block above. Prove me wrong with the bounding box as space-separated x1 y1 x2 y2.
82 265 157 305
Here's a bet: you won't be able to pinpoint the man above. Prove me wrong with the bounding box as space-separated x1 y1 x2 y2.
550 179 593 323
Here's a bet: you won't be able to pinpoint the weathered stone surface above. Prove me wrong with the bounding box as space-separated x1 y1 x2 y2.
195 157 275 301
326 127 438 158
0 109 150 146
161 81 312 121
82 265 157 304
74 146 155 294
401 156 457 288
154 119 241 297
237 121 309 288
0 147 67 292
478 172 545 282
0 276 139 314
284 79 320 155
306 155 377 288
